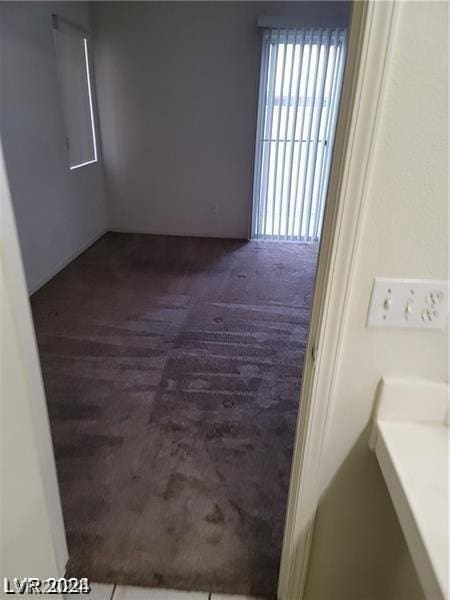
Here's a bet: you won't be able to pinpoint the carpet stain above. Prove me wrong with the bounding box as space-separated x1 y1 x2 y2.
205 503 225 524
31 233 318 598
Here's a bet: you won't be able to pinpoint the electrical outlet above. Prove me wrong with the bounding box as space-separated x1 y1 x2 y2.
367 278 449 330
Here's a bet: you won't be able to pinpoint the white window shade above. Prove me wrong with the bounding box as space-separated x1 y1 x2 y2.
53 18 97 169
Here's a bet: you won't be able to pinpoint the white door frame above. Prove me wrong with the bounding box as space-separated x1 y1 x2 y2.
0 140 68 579
277 2 398 598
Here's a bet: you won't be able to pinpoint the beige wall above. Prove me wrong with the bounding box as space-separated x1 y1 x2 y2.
91 1 350 238
305 2 448 598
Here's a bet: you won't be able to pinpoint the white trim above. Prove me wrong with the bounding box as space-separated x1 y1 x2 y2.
84 37 98 164
277 2 398 598
28 229 107 295
70 159 97 171
108 226 249 239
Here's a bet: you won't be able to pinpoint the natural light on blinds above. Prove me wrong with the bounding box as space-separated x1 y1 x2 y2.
252 28 347 242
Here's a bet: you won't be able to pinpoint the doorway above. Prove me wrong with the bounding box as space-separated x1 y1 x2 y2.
0 2 356 599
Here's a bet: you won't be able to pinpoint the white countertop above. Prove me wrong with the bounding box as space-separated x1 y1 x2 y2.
370 378 449 600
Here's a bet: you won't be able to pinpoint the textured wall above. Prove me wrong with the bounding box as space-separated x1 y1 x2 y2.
0 2 108 293
91 1 350 238
305 2 448 598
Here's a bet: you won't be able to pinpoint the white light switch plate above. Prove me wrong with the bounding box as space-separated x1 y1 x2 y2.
367 278 449 330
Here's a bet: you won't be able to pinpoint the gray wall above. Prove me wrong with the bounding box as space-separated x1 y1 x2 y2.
0 2 108 293
91 1 350 238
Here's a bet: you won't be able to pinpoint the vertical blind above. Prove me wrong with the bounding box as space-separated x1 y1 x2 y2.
252 27 347 241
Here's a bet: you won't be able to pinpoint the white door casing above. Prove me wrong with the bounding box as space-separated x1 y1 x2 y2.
0 140 68 584
277 2 398 598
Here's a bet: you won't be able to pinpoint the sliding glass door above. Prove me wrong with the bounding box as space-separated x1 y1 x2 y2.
252 28 347 242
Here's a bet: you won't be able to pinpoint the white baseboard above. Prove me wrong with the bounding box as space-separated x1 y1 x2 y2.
28 227 250 296
28 229 108 296
108 226 249 240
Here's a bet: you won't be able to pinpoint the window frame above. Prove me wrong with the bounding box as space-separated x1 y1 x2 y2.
52 14 99 171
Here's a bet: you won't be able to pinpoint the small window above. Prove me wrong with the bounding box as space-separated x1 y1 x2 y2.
53 16 98 170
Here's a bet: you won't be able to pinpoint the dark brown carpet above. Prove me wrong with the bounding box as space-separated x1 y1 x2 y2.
31 233 318 598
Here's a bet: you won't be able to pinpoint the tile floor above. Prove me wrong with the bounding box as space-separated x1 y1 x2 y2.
70 583 263 600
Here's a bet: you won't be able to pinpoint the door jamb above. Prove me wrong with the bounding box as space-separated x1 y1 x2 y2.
0 141 69 575
277 2 398 598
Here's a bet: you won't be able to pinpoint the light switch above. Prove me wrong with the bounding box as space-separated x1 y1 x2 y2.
367 278 449 330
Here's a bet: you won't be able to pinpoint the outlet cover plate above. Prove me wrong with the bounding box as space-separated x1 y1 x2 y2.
367 278 449 330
